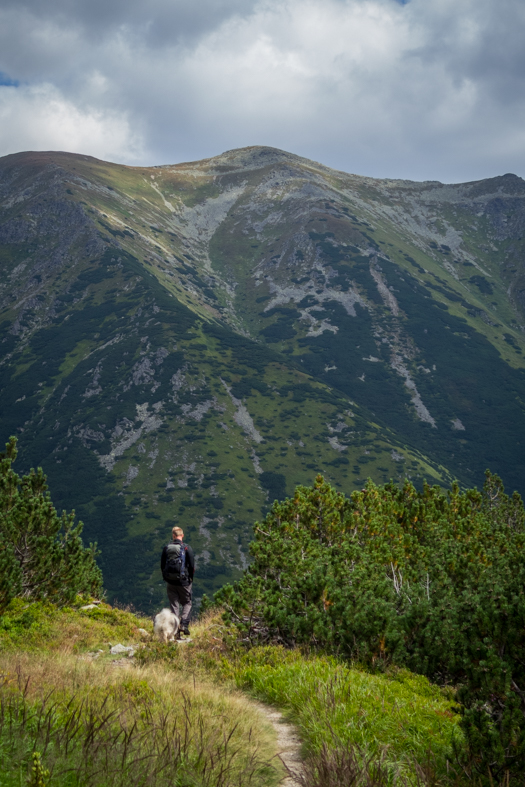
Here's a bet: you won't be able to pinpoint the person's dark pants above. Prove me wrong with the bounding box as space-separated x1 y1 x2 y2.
167 582 192 626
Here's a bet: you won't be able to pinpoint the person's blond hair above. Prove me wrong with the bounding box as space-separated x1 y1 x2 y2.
172 526 184 539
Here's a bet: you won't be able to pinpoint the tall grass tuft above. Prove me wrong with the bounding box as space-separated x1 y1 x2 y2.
228 646 462 785
0 660 280 787
290 740 463 787
293 741 394 787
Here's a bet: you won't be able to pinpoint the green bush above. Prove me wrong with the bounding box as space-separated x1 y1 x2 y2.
0 437 102 612
216 473 525 784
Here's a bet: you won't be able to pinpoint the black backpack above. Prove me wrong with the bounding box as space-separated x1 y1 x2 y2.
162 542 188 584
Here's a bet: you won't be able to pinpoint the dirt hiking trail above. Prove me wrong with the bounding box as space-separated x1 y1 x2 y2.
254 703 304 786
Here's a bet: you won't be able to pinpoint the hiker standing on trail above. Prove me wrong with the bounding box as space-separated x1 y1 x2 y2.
161 526 195 636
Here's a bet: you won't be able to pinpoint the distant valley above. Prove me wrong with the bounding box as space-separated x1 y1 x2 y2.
1 146 524 610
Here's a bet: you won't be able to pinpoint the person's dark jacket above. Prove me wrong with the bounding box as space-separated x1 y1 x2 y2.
160 539 195 586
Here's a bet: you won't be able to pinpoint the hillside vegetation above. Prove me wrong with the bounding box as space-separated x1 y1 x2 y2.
0 601 281 787
1 147 525 608
217 473 525 783
2 446 525 785
0 437 101 612
0 599 462 787
228 647 461 785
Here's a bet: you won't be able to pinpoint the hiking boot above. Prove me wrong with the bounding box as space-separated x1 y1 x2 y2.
182 626 190 636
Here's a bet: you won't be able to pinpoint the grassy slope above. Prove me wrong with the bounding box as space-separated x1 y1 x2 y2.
0 599 281 787
0 600 462 787
0 243 438 609
230 647 461 783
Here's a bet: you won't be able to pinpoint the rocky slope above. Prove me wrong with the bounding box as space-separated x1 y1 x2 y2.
1 147 524 609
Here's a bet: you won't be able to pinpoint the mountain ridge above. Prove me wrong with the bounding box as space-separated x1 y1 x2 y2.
1 145 524 610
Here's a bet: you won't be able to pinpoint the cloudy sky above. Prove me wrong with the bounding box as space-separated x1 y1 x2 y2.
0 0 523 182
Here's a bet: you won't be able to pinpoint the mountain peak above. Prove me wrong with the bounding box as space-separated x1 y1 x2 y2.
187 145 318 173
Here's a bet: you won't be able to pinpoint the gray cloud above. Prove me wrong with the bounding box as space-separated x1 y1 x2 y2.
0 0 524 182
0 0 258 53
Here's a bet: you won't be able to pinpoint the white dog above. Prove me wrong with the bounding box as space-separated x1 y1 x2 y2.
153 608 180 643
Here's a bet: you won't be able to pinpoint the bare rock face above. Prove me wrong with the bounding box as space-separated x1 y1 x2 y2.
1 147 525 612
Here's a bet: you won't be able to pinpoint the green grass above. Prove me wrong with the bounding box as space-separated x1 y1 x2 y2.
0 599 469 786
0 602 281 787
0 672 279 787
0 597 151 654
135 615 466 783
227 646 462 783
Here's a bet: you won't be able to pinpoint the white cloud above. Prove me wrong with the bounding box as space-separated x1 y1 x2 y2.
0 84 144 162
0 0 524 181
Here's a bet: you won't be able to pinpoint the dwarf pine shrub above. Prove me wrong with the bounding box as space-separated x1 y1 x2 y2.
0 437 102 611
216 473 525 784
